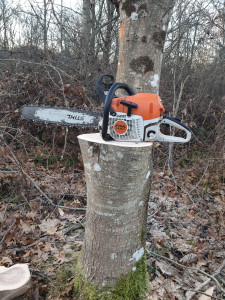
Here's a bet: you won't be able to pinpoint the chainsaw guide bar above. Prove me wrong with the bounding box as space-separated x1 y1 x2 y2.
21 105 101 128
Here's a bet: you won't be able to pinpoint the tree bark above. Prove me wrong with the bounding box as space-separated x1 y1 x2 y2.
75 133 152 298
82 0 95 64
116 0 176 94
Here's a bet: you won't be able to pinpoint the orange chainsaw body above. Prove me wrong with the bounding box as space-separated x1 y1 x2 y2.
110 93 165 120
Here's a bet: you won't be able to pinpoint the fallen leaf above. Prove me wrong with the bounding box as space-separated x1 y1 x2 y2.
0 257 13 266
179 253 198 265
155 261 173 276
198 286 214 300
20 220 36 234
38 219 59 235
58 207 64 216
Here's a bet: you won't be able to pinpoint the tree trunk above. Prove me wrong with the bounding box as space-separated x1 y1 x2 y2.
82 0 95 65
116 0 176 94
0 264 31 300
102 1 115 70
75 133 152 299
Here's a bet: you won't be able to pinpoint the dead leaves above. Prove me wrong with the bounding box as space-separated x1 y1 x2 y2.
38 219 60 235
198 286 215 300
147 168 225 299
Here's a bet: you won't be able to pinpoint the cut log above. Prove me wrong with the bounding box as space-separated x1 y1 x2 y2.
0 264 31 300
75 133 153 298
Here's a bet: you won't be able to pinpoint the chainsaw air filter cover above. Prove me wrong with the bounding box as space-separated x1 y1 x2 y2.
109 113 144 141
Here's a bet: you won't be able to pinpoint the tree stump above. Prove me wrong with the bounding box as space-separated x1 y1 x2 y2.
75 133 153 299
0 264 31 300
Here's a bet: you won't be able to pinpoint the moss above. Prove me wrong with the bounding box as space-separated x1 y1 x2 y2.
130 56 154 74
122 0 138 17
152 31 166 51
50 264 75 297
74 254 148 300
141 229 146 241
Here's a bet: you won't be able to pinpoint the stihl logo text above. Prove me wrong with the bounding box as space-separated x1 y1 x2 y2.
114 120 128 135
67 114 84 120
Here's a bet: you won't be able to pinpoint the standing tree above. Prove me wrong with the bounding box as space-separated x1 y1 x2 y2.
116 0 176 94
28 0 52 54
75 1 176 299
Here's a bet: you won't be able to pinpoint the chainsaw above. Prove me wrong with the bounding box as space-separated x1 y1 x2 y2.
21 74 191 143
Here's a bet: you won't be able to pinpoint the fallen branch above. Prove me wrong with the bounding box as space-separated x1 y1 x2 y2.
62 223 84 234
9 223 84 253
186 260 225 300
181 288 222 300
57 205 86 212
10 236 49 253
147 250 225 295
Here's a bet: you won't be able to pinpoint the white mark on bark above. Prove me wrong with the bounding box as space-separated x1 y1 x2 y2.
149 74 159 87
84 163 92 170
129 247 144 262
110 253 117 260
131 12 138 21
88 146 93 155
163 25 166 30
102 280 106 287
94 163 101 172
146 170 151 179
132 266 137 271
139 201 143 207
93 210 114 217
107 200 113 205
117 152 123 158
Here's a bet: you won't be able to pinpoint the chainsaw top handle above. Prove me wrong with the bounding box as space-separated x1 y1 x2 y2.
96 74 114 103
102 83 135 141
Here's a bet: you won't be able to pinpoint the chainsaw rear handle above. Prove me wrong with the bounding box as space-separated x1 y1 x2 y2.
102 83 135 141
96 74 114 103
159 116 191 143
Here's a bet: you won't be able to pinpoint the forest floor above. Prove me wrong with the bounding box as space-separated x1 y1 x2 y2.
0 126 224 300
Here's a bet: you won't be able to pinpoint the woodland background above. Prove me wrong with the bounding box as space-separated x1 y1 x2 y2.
0 0 224 299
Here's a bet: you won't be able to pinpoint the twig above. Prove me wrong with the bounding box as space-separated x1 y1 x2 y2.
56 205 86 212
29 268 51 281
4 142 54 206
10 236 49 253
23 172 55 206
168 166 218 227
62 223 84 235
60 127 68 160
0 220 16 245
47 61 68 107
49 186 70 218
189 160 210 193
